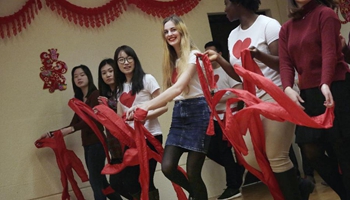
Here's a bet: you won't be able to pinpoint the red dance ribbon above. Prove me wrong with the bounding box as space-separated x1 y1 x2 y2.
195 49 334 200
68 99 112 164
34 131 88 200
195 54 217 136
68 99 188 200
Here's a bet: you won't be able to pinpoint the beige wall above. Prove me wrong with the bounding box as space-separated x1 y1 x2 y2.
1 0 349 199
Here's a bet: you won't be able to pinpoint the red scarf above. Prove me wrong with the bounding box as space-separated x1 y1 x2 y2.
196 49 334 200
35 131 88 200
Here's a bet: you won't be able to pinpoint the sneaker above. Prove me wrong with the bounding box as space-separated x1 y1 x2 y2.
217 188 242 200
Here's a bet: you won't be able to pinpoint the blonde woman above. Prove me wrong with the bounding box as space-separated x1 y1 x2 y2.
127 15 210 200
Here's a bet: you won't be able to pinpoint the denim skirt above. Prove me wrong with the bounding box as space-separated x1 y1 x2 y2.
165 97 211 153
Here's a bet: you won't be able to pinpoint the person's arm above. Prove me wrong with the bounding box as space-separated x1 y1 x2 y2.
218 83 242 103
279 24 305 109
204 49 241 82
318 10 341 108
129 63 198 115
117 101 123 117
320 10 342 89
145 89 168 120
249 40 279 72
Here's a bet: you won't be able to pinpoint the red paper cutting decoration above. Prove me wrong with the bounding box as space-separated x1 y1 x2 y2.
128 0 201 18
1 0 202 39
39 48 68 93
0 0 42 39
45 0 127 28
337 0 350 24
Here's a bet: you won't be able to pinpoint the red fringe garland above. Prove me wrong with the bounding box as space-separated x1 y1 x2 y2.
45 0 127 28
0 0 42 39
128 0 201 18
1 0 202 39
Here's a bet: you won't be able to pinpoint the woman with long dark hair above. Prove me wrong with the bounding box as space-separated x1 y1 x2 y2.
114 45 167 200
40 65 122 200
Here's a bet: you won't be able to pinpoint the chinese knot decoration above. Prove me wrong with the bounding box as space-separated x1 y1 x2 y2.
39 48 68 93
0 0 201 39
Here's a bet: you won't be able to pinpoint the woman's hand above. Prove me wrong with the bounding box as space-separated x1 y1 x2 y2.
284 86 305 109
202 49 219 62
320 84 334 108
98 96 108 105
126 103 150 121
126 106 136 120
249 46 260 59
39 132 52 139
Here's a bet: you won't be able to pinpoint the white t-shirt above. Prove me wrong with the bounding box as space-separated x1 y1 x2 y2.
214 67 242 120
118 74 162 136
173 50 205 101
228 15 281 97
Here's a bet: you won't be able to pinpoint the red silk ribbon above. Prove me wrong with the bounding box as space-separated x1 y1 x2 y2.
68 99 188 200
195 49 334 200
35 131 88 200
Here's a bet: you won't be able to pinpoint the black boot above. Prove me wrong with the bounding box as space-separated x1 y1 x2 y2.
274 168 303 200
149 189 160 200
298 177 315 200
131 192 140 200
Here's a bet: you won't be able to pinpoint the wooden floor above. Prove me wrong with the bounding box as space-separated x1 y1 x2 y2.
210 173 340 200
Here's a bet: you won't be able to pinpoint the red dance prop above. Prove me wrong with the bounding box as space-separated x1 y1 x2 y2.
195 49 334 200
68 99 188 200
35 131 88 200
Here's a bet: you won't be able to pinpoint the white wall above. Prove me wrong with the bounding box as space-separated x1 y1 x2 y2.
2 0 348 199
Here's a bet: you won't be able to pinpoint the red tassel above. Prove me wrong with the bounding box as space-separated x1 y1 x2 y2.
1 25 5 39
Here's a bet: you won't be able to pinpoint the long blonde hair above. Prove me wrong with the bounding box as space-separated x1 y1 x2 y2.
161 15 198 89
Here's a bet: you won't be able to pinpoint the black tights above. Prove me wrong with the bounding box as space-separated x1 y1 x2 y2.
161 145 207 199
299 138 350 200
